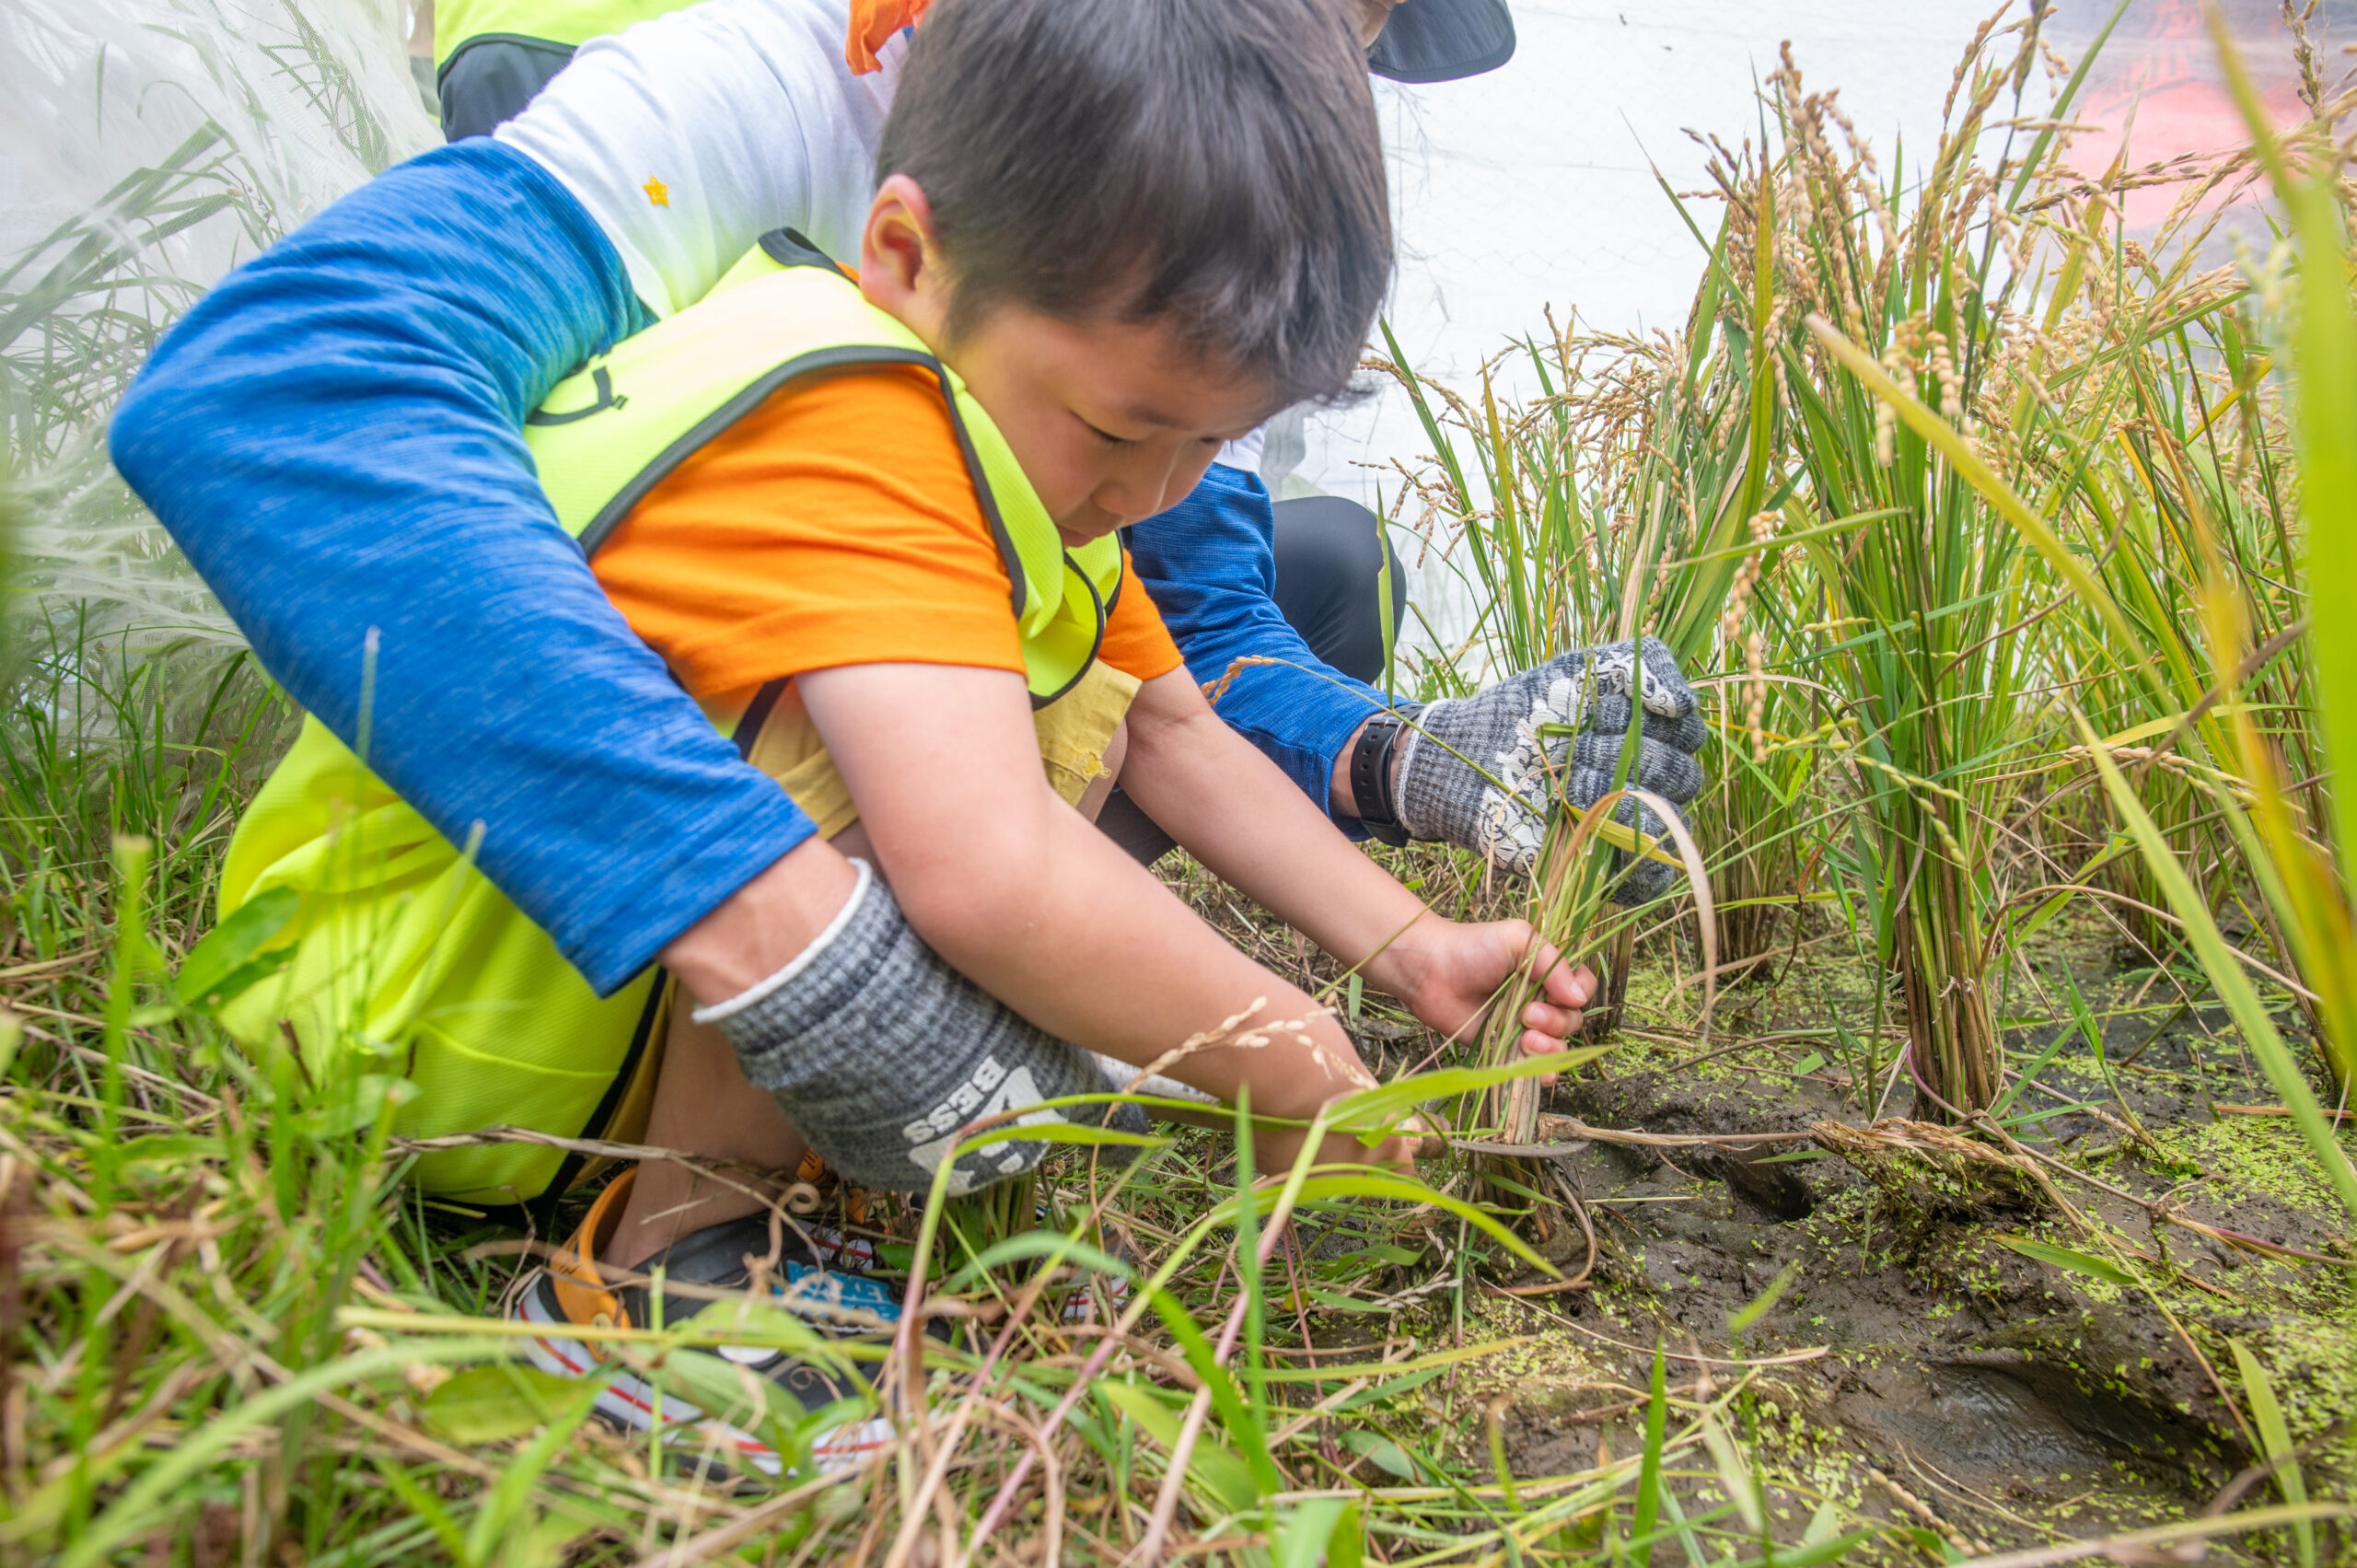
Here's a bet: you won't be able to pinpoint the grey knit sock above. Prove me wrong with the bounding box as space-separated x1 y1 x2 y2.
694 862 1148 1195
1392 637 1705 892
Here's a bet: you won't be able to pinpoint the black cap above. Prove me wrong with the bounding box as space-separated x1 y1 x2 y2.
1366 0 1515 84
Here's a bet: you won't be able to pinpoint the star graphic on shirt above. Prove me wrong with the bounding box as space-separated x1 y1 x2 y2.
644 175 669 207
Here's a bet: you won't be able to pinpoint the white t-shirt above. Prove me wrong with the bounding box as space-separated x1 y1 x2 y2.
495 0 1267 474
496 0 902 319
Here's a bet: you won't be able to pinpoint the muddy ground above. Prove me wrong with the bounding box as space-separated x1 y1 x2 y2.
1376 926 2357 1559
1155 854 2357 1558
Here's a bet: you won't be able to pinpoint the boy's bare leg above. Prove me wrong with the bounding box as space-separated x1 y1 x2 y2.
606 1006 809 1271
1076 721 1127 822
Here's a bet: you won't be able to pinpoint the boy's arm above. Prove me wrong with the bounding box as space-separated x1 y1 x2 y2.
1115 668 1592 1057
1125 461 1392 829
795 662 1400 1148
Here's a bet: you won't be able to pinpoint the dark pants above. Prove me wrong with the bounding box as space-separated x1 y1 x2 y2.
1098 494 1404 865
438 39 576 142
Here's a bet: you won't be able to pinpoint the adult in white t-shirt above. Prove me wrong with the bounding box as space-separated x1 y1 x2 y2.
115 0 1700 1150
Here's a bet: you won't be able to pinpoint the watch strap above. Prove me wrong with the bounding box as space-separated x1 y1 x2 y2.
1351 714 1411 847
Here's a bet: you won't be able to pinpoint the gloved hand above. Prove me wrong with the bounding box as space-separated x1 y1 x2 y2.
1391 637 1707 901
695 860 1149 1194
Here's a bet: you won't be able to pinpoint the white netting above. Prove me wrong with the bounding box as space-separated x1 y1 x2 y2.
1 0 435 665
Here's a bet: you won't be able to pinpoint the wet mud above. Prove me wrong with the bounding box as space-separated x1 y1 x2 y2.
1451 1026 2357 1555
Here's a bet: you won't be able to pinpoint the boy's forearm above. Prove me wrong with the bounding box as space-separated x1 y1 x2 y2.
1120 671 1432 984
800 664 1374 1121
917 817 1379 1121
983 810 1375 1115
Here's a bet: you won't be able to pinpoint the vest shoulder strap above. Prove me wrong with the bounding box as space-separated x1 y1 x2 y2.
523 232 1126 701
529 235 945 558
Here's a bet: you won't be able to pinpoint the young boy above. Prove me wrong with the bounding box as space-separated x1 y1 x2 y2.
215 0 1588 1470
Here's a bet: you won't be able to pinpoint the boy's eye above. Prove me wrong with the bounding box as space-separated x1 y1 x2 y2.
1081 417 1142 449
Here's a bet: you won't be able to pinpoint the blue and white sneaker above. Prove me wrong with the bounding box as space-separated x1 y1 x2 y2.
509 1169 899 1476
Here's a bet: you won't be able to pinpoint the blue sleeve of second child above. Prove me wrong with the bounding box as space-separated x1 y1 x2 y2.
1126 463 1390 831
109 139 819 997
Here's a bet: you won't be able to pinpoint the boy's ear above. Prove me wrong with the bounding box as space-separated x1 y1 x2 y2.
859 174 951 340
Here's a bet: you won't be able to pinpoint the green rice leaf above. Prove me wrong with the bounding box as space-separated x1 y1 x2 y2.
1727 1529 1882 1568
424 1365 584 1444
1097 1380 1260 1514
1322 1049 1609 1132
951 1119 1172 1153
1698 1408 1763 1530
2072 706 2357 1226
2211 9 2357 895
2232 1339 2314 1568
1276 1498 1358 1568
460 1374 608 1562
1341 1428 1419 1481
1805 315 2147 671
1729 1259 1802 1334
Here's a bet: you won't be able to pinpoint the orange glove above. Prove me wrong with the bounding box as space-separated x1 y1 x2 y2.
846 0 932 73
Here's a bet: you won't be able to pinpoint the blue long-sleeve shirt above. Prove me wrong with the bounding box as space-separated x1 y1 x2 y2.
112 139 1388 995
1127 462 1387 825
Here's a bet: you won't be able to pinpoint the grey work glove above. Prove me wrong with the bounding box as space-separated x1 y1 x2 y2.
694 860 1148 1195
1391 637 1707 902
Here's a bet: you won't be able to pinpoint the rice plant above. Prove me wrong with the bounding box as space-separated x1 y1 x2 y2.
2068 5 2357 1226
1397 4 2348 1125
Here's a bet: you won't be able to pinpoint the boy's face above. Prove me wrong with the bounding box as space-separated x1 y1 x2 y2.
946 306 1274 546
861 178 1276 546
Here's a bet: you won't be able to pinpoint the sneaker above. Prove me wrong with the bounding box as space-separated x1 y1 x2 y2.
510 1169 900 1476
795 1168 1130 1324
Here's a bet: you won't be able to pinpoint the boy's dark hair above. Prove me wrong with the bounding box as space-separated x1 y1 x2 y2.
879 0 1392 409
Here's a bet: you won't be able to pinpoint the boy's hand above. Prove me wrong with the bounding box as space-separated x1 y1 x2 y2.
1370 916 1595 1074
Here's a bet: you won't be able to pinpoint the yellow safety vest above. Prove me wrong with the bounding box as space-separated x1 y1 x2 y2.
531 229 1121 704
433 0 683 68
214 231 1119 1204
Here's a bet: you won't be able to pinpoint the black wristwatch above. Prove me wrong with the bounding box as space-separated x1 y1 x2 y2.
1351 714 1411 847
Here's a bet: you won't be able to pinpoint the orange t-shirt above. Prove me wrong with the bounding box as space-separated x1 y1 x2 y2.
591 363 1183 699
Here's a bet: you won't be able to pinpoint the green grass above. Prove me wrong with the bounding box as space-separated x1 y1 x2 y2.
4 0 2356 1562
0 710 1866 1561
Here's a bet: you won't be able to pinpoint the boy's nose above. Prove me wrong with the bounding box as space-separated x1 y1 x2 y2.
1088 472 1159 527
1094 447 1200 526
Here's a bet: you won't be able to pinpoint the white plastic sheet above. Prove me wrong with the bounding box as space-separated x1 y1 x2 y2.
1306 0 2341 650
1 0 435 656
0 0 2335 668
